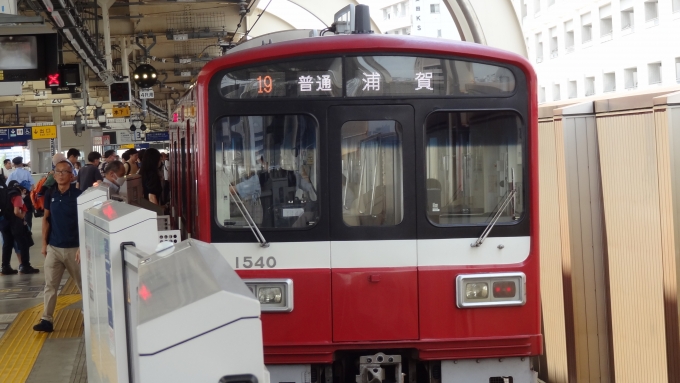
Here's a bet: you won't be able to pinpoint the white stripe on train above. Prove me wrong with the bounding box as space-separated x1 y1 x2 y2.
213 236 530 270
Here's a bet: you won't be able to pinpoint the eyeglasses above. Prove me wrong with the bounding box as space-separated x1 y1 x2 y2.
54 170 71 175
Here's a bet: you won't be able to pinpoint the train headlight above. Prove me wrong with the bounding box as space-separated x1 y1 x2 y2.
465 282 488 299
258 287 282 304
244 279 294 312
456 273 526 308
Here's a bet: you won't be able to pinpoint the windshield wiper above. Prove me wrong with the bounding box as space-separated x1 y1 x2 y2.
229 188 269 248
471 189 516 248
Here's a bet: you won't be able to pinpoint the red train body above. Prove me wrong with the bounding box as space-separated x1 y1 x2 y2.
170 34 540 383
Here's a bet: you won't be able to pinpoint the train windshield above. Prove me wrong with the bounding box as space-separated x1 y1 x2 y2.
214 115 319 229
424 111 524 226
341 120 404 226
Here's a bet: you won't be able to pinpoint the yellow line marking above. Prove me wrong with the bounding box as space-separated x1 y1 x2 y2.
0 295 81 383
48 309 84 339
59 278 80 296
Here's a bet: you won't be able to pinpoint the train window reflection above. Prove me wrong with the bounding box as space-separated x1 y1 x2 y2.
214 115 319 229
424 111 524 226
341 120 404 227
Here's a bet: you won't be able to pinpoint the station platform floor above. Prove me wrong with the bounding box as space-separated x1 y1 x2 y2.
0 219 85 383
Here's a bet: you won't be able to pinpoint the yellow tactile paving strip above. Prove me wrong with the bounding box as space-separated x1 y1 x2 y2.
59 278 80 296
0 294 82 383
48 309 84 339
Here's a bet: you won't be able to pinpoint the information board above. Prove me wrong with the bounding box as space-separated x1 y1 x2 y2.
145 131 170 142
0 126 32 144
31 125 57 139
112 106 130 118
219 56 516 99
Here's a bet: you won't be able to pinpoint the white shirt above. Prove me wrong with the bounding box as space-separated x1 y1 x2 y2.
1 167 13 180
163 160 170 181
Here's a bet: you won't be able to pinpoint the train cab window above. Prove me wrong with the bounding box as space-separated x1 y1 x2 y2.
214 115 319 229
424 111 524 226
341 120 404 227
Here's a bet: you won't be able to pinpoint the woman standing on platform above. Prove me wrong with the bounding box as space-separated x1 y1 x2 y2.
139 148 163 205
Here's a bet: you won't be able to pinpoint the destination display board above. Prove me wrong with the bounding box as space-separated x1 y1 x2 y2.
220 57 343 99
219 55 515 99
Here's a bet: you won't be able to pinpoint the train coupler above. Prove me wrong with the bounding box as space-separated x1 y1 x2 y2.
355 352 404 383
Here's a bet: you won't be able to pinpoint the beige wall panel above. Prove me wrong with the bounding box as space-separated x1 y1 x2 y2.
596 112 668 382
538 119 571 383
562 116 610 383
560 118 593 383
583 116 612 382
654 108 680 383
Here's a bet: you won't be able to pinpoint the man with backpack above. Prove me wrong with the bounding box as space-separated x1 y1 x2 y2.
0 181 39 275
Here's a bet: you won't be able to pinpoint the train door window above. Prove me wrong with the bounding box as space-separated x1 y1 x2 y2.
424 111 524 226
214 115 319 229
341 120 404 227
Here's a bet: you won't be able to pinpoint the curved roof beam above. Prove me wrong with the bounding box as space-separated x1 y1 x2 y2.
444 0 526 58
286 0 382 33
253 0 326 30
246 6 297 39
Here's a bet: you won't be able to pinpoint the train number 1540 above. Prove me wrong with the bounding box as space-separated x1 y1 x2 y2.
235 256 277 269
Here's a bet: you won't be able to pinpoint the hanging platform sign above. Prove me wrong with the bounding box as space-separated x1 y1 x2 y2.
144 131 169 142
0 126 32 144
112 106 130 118
31 125 57 140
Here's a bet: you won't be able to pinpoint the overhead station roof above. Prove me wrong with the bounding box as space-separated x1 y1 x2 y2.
0 0 525 128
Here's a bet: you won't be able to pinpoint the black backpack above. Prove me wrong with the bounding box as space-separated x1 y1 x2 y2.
0 184 21 222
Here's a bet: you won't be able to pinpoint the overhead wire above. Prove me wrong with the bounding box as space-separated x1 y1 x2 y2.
240 0 272 42
228 0 259 43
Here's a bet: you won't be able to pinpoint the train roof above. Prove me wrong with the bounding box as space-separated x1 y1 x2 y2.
198 34 534 87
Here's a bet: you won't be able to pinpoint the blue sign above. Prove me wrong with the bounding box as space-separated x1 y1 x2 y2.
134 143 150 149
0 127 32 143
145 131 170 142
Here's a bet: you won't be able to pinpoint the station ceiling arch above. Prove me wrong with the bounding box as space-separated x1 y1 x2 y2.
0 0 524 126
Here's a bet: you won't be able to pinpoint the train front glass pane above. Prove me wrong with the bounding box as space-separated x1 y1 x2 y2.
214 115 319 229
424 111 524 225
341 120 404 227
210 53 526 236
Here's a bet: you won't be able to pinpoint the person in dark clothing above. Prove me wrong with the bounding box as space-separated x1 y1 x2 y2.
139 148 163 205
77 151 103 191
33 160 83 332
0 181 38 275
99 149 117 177
8 180 35 267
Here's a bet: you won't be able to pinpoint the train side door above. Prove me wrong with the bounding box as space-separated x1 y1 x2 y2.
328 105 418 342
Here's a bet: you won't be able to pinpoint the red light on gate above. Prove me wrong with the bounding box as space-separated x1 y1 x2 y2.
172 113 178 122
492 281 516 298
139 284 152 301
47 73 60 87
102 204 118 220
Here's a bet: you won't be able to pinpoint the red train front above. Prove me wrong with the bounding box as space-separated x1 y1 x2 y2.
169 33 540 383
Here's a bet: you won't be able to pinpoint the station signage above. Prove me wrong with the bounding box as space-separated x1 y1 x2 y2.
31 125 57 139
0 126 32 144
145 131 169 142
112 106 130 118
117 130 143 144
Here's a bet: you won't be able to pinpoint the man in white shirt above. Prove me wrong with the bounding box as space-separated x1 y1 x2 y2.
6 157 34 188
1 159 14 181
